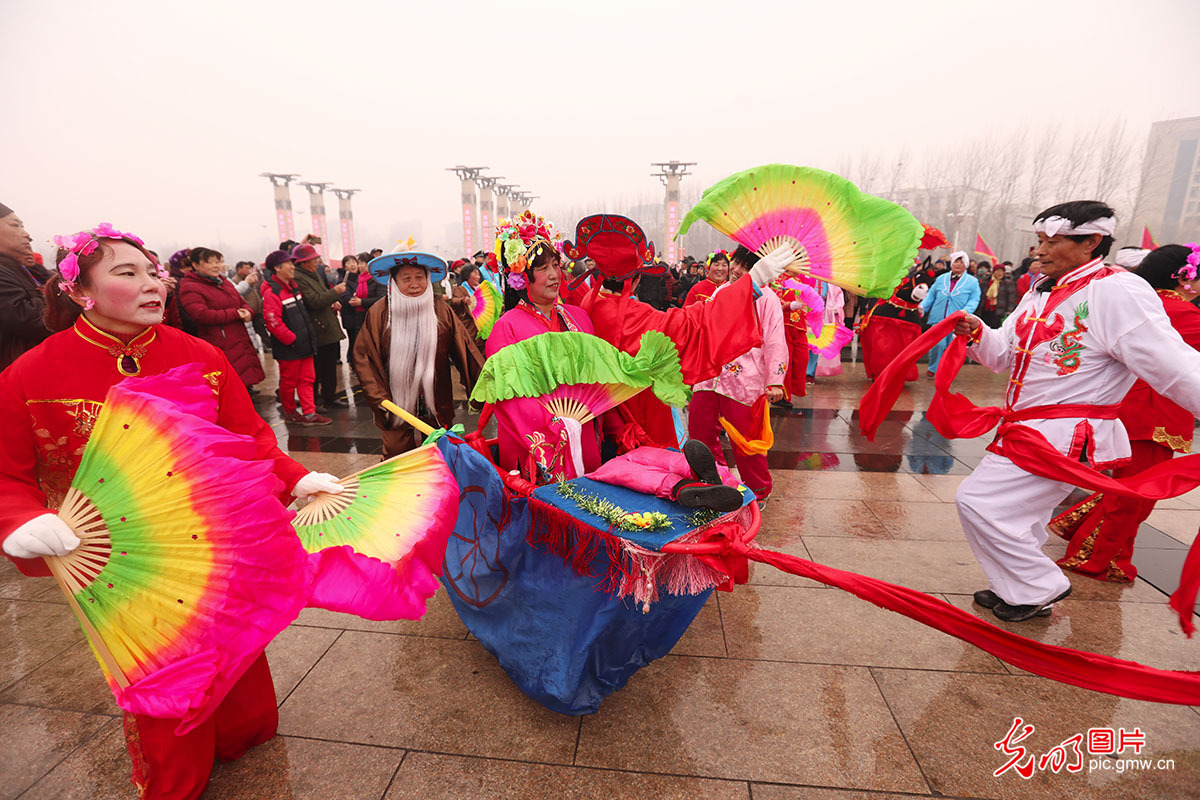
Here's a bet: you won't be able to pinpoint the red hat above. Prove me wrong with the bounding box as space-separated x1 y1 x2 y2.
562 214 660 285
290 243 321 264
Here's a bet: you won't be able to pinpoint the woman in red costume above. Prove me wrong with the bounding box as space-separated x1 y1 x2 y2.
682 250 729 305
0 225 342 800
1051 243 1200 581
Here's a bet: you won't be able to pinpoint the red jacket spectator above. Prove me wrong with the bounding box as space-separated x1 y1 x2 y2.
177 272 265 386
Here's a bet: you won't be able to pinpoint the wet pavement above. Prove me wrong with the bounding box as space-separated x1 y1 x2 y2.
3 350 1199 799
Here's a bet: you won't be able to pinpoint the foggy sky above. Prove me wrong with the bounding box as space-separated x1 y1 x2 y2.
4 0 1198 262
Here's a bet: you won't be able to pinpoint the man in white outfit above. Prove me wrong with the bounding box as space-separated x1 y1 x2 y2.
953 200 1200 621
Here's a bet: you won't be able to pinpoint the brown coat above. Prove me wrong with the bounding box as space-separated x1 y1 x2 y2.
448 284 481 340
353 294 484 456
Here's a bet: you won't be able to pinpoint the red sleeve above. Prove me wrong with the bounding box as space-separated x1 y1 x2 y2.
1167 301 1200 351
179 285 240 326
260 284 297 345
622 276 764 385
210 350 308 493
0 367 54 576
683 282 705 307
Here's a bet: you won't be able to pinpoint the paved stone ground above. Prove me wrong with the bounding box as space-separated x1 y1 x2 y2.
3 351 1198 799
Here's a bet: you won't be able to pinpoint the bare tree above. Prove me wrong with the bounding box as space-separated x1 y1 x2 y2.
1054 129 1096 199
1027 124 1060 209
1092 119 1132 200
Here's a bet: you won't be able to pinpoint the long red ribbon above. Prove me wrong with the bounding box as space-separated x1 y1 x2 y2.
843 312 1200 702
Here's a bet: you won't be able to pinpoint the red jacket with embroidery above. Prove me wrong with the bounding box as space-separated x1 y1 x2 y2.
0 319 309 576
1120 291 1200 453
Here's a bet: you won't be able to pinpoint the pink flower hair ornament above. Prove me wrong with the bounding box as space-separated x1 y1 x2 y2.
53 223 161 290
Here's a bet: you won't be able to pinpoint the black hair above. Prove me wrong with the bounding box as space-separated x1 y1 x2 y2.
190 247 223 264
1135 245 1193 291
459 264 480 284
357 251 373 264
730 245 760 269
1002 261 1012 267
1033 200 1116 259
235 260 255 271
279 239 298 252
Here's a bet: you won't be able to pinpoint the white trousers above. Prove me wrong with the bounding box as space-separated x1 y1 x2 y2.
955 452 1074 606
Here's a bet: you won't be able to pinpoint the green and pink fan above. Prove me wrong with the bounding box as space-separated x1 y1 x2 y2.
470 280 503 339
470 330 690 425
292 444 459 621
44 365 309 733
678 164 923 298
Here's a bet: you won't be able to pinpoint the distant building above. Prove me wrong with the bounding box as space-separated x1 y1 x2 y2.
1135 116 1200 244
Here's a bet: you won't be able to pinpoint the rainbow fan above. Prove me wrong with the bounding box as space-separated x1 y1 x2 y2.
471 330 690 423
45 365 308 732
292 444 459 621
808 323 854 359
470 280 503 339
678 164 923 298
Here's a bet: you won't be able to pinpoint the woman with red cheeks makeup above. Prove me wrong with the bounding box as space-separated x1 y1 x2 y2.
0 224 343 800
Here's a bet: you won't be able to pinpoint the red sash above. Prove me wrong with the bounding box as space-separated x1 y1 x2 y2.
860 311 1200 637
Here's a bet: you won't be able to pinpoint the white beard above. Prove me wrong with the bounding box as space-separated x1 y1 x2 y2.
387 281 438 415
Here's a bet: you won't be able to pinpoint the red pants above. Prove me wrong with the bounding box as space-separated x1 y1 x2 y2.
1052 439 1175 582
123 653 278 800
687 390 772 499
782 326 809 399
277 358 316 415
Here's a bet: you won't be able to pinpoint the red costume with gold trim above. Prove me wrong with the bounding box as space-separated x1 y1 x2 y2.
1051 289 1200 581
0 317 308 800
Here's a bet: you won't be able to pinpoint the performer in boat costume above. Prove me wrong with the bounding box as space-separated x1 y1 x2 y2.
952 202 1200 622
858 257 938 382
1050 243 1200 581
353 251 484 457
688 245 788 501
485 212 793 479
920 251 981 376
0 225 343 800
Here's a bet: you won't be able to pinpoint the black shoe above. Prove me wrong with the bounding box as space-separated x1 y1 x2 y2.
973 589 1002 608
672 480 743 513
682 439 722 486
992 586 1071 622
770 399 793 408
329 397 351 407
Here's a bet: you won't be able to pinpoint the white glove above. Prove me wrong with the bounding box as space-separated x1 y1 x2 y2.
788 300 804 311
750 244 797 287
3 513 80 559
292 471 345 501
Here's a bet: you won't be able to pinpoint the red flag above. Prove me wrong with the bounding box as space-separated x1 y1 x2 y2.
1141 225 1158 250
974 232 998 265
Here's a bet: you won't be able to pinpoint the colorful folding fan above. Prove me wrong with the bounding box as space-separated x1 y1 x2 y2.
45 365 309 732
470 280 503 339
291 443 459 621
678 164 923 298
470 330 690 424
808 323 855 359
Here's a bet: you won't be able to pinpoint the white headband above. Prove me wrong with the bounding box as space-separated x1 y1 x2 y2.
949 251 968 267
1033 215 1116 237
1114 248 1149 268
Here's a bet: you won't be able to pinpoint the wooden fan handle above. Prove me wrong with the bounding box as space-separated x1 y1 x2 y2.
46 557 130 688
